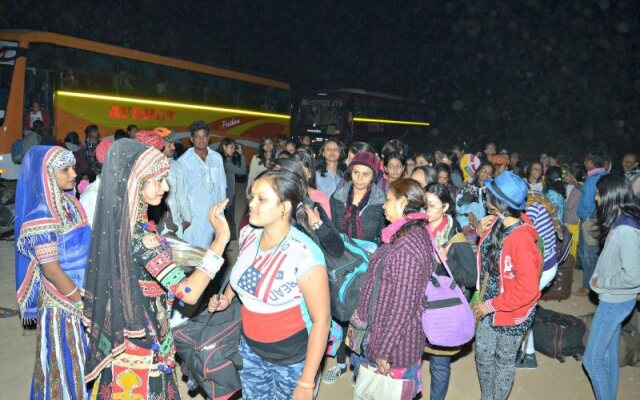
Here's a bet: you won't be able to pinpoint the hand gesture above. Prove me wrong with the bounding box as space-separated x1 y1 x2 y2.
208 294 231 313
375 358 391 375
472 302 490 321
208 199 231 243
475 215 497 234
304 204 321 226
236 144 243 155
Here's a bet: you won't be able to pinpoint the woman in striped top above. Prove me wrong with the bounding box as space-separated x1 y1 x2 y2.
517 193 559 369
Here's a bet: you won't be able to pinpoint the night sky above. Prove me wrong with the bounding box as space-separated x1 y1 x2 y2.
4 0 640 161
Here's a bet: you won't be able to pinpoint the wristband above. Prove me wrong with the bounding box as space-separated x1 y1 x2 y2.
65 287 79 297
296 380 315 389
197 250 224 280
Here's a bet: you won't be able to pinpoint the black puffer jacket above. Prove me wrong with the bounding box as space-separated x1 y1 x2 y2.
330 182 386 243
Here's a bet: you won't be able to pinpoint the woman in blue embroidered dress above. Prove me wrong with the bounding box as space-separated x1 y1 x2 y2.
15 145 91 399
82 139 228 399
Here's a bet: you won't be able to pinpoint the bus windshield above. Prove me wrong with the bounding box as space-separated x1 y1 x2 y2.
0 41 18 126
297 99 344 128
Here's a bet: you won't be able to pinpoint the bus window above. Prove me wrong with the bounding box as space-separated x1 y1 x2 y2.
204 75 234 107
0 41 18 126
23 67 55 129
0 64 13 126
297 99 344 128
238 81 267 111
266 87 290 114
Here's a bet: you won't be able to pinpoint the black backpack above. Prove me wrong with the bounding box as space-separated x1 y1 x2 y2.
173 296 242 399
532 306 586 362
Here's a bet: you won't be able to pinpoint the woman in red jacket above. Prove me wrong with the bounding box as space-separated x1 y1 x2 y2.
472 171 542 400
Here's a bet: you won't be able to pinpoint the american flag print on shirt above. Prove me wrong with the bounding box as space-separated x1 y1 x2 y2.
237 265 262 295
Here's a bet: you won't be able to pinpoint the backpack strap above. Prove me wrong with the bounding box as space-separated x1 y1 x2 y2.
428 234 456 281
200 269 233 328
365 249 390 324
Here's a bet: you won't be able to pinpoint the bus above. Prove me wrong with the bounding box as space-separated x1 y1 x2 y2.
0 30 291 179
292 89 430 151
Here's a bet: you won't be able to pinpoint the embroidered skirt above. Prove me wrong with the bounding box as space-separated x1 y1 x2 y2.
90 340 180 400
31 304 88 400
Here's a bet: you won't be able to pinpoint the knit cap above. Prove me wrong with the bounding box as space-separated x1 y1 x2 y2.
348 151 380 178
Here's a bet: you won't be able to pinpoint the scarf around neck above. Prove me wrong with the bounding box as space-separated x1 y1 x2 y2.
381 212 429 243
342 183 372 238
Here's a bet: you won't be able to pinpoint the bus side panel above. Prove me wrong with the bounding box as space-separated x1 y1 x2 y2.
54 93 289 150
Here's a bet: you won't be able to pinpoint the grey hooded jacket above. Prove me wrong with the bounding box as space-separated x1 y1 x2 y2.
591 216 640 303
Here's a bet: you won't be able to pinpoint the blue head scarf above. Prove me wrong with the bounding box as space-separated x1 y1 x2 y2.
14 145 90 320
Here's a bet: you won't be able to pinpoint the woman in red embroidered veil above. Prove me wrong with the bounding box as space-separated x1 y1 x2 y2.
83 139 229 399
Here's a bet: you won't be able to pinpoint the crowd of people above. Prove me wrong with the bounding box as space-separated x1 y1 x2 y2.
10 118 640 400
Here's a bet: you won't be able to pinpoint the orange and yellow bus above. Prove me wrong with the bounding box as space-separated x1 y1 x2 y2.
0 30 290 179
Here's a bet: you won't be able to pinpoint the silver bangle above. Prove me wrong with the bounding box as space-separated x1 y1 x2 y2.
65 287 79 297
197 250 224 280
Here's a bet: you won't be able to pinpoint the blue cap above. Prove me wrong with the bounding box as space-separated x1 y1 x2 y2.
484 171 528 210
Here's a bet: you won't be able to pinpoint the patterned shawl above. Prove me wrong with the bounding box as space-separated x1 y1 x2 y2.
82 139 170 382
15 145 89 321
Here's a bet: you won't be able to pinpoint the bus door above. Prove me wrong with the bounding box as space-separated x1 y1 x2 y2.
24 66 56 129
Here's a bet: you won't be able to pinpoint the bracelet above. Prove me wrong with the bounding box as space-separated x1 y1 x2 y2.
65 287 79 297
197 250 224 280
296 380 315 389
310 220 323 231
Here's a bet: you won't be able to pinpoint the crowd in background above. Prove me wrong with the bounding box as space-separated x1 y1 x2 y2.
10 118 640 400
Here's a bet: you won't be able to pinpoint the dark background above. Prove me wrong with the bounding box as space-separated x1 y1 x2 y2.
3 0 639 162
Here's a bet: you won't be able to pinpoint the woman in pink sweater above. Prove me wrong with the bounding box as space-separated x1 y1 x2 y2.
350 178 434 397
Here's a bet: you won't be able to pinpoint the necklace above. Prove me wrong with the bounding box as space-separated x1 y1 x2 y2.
251 228 290 267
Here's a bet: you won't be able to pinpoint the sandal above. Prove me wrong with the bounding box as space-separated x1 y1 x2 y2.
0 307 19 319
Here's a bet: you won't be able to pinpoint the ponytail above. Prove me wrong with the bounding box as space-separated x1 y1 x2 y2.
294 197 319 242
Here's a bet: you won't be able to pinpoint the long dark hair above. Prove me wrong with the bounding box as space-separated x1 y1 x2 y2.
596 174 640 240
348 141 376 156
413 165 438 187
217 137 242 166
389 178 427 243
291 151 317 189
484 191 523 275
425 182 455 216
473 162 494 187
381 139 405 159
316 138 345 177
523 161 542 183
544 166 565 198
257 136 276 166
383 151 405 168
416 152 435 166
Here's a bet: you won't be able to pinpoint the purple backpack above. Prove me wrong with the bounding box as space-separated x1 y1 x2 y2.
421 236 476 347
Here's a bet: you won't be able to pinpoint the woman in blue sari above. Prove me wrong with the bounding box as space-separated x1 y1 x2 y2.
15 145 92 399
